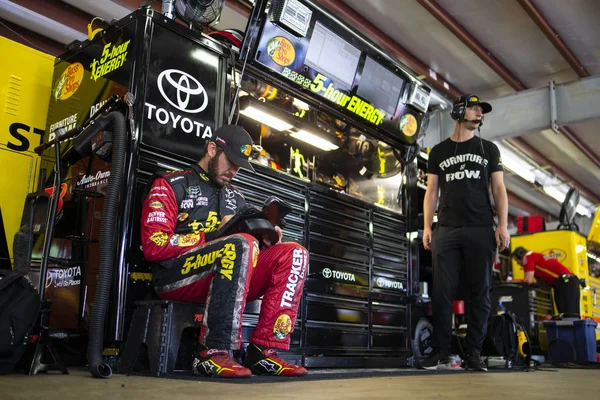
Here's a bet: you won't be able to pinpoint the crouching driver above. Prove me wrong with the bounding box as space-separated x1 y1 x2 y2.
140 125 308 378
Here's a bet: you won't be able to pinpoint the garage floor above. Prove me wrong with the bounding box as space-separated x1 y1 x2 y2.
1 367 598 400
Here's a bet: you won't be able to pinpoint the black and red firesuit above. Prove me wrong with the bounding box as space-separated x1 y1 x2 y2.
140 164 308 351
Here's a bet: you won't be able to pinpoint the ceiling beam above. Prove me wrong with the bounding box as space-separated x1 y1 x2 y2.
10 0 93 32
416 0 526 92
560 125 600 168
517 0 589 78
315 0 462 100
0 17 65 55
416 0 600 186
59 0 133 22
508 137 600 205
506 191 554 220
428 74 600 142
0 0 87 45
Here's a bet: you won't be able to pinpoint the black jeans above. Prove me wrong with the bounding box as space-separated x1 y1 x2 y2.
430 225 496 354
553 274 581 317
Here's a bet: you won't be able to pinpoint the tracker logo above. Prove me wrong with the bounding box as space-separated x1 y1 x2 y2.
280 248 307 308
145 68 213 139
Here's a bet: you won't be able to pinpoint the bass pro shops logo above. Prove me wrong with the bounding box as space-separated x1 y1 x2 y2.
145 69 213 139
54 62 84 101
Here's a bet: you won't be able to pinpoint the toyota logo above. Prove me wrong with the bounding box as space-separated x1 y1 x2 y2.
45 271 53 288
375 277 385 287
322 268 332 279
157 69 208 114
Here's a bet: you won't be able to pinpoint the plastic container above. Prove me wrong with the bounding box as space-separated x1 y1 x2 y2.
542 319 598 363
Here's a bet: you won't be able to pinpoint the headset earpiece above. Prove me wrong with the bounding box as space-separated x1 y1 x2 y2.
451 94 472 121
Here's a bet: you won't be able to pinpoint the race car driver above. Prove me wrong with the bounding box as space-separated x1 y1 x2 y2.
140 124 308 378
512 246 580 317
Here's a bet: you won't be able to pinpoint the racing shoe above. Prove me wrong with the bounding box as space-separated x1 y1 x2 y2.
243 344 308 376
192 348 252 378
419 348 451 370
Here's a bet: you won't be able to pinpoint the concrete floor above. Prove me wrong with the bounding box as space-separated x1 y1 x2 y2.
2 368 599 400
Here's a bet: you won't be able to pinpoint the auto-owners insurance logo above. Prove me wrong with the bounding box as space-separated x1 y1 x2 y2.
145 69 213 139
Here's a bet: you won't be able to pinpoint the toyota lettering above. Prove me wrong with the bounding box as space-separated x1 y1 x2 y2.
145 68 213 139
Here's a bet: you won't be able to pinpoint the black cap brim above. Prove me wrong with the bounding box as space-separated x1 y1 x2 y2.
479 101 492 114
226 152 255 172
237 158 255 172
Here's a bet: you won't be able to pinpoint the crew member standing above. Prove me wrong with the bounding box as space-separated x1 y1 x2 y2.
512 247 580 317
421 95 510 371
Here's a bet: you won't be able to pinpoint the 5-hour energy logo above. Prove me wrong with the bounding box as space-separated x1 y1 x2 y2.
90 40 131 81
281 68 385 125
180 243 237 281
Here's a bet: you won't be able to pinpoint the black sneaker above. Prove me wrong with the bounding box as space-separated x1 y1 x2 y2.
419 349 450 370
464 352 488 372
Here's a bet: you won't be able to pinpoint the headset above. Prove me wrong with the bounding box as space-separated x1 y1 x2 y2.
450 94 485 126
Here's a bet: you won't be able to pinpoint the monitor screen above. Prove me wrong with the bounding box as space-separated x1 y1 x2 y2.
357 57 405 117
305 21 361 90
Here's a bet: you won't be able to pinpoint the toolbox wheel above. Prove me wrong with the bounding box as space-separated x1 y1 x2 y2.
412 318 434 358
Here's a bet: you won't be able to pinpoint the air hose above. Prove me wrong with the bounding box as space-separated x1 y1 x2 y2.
87 111 127 379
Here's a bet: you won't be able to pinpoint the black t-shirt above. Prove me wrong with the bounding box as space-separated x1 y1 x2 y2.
427 136 503 227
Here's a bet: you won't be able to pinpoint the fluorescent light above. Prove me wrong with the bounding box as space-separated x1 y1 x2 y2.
293 98 310 110
502 154 536 183
239 105 294 131
290 130 339 151
495 142 536 183
576 204 591 217
543 185 566 203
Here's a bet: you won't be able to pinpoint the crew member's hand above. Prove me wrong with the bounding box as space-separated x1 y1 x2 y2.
525 276 535 284
217 214 233 231
262 226 283 247
423 227 433 251
495 225 510 252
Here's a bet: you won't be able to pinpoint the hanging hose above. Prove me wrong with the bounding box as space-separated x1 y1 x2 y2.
87 111 127 379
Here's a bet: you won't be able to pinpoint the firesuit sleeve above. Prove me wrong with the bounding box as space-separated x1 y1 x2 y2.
219 185 247 217
140 177 206 262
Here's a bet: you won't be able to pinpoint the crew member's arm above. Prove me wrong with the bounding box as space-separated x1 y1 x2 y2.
140 177 205 262
216 184 247 229
523 254 536 284
423 148 439 251
220 184 247 218
490 144 510 251
423 174 439 251
524 271 535 284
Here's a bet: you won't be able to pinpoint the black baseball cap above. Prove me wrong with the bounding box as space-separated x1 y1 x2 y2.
212 124 255 172
455 94 492 114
